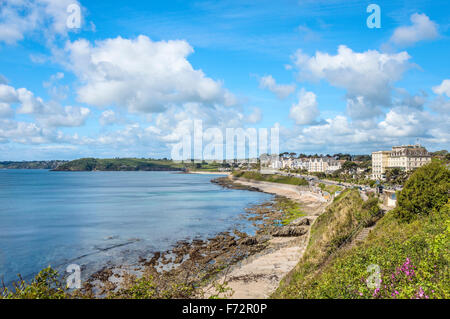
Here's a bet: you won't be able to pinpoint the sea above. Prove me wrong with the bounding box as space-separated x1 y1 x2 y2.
0 169 272 286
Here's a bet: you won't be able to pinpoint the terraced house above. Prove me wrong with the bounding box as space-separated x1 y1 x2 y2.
308 157 341 173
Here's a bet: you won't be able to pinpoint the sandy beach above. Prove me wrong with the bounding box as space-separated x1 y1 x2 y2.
204 176 329 299
187 171 231 175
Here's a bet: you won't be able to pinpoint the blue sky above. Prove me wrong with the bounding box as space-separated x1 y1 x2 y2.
0 0 449 160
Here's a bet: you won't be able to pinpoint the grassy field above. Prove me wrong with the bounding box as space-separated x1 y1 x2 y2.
318 183 343 195
187 162 227 172
232 171 309 186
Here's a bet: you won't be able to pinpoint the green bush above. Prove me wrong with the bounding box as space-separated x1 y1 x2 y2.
1 267 69 299
394 162 449 222
109 274 195 299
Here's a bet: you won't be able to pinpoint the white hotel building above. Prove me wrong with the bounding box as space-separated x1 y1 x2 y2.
261 155 341 174
371 145 431 180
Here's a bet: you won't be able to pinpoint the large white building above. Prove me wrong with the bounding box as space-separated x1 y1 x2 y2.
308 157 341 173
372 151 391 180
260 155 341 173
371 145 431 180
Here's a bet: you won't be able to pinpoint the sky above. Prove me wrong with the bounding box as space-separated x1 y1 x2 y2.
0 0 449 160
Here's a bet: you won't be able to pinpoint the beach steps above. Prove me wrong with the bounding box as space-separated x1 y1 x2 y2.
348 226 374 249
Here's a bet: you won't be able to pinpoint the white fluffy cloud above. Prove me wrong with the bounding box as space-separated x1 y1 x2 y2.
0 84 19 103
245 107 262 124
289 89 320 125
0 119 59 144
259 75 296 99
394 89 427 110
346 96 383 120
0 0 82 44
0 83 90 128
63 35 236 113
280 103 449 155
0 84 44 113
302 115 353 139
0 103 14 118
73 101 254 158
432 79 450 98
38 104 90 127
378 107 427 138
390 13 439 47
429 97 450 114
293 45 412 119
99 110 117 126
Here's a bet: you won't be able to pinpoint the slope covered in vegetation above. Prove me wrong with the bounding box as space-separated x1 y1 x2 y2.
53 158 186 171
0 160 67 169
274 162 449 299
232 171 308 186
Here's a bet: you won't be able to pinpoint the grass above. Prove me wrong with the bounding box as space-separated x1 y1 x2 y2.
273 189 381 298
273 165 450 299
274 197 305 226
274 205 449 299
232 171 308 186
318 183 343 195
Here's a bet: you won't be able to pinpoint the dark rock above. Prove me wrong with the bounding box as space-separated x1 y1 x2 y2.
233 229 248 238
238 237 258 246
272 226 308 237
256 235 271 244
291 218 311 226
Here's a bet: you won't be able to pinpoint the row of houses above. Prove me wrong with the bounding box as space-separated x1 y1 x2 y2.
371 144 431 180
260 154 343 173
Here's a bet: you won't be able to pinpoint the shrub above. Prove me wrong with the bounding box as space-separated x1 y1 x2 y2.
394 162 449 222
1 267 68 299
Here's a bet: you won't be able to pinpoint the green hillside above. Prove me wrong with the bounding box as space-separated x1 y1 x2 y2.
274 162 449 299
0 161 67 169
52 158 186 171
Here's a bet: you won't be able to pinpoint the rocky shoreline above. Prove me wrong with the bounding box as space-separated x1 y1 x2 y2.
82 176 323 298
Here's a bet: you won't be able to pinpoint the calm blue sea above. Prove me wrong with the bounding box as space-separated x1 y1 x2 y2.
0 170 272 286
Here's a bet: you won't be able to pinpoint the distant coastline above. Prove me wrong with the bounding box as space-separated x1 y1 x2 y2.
0 160 67 170
51 158 186 172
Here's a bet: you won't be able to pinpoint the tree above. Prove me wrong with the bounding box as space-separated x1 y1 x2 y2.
394 162 450 222
342 161 357 173
384 167 409 185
